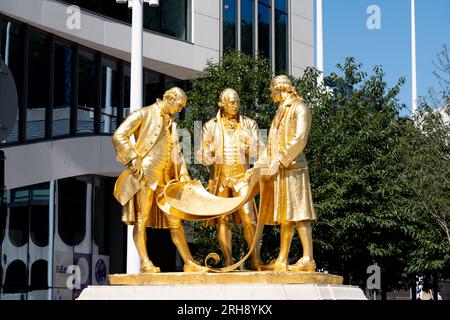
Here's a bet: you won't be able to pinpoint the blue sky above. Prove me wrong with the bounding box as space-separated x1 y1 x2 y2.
318 0 450 116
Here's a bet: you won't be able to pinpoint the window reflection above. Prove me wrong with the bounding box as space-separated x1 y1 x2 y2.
0 18 24 144
58 178 86 246
30 260 48 290
0 15 187 144
241 0 254 56
275 0 288 72
53 40 73 137
59 0 188 41
77 49 97 134
101 57 119 134
223 0 237 51
26 29 50 141
9 188 30 247
1 193 7 244
161 0 187 40
144 69 162 106
30 185 50 247
222 0 289 72
123 64 131 118
258 0 271 60
3 260 27 294
93 178 109 255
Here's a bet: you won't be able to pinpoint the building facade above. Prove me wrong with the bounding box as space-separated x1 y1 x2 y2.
0 0 314 299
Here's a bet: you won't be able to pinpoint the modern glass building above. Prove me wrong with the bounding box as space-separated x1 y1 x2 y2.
0 0 314 299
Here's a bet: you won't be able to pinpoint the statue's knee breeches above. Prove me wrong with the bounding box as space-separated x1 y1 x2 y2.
134 186 154 225
168 216 182 229
239 202 256 225
217 214 232 224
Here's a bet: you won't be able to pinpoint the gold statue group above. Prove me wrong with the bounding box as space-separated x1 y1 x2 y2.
112 75 317 274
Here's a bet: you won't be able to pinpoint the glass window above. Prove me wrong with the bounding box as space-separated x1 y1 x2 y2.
77 48 97 134
275 0 288 72
101 57 119 134
58 178 86 246
0 192 6 244
101 0 132 23
143 5 161 34
123 63 131 118
258 0 271 59
26 29 50 141
0 18 24 144
165 76 184 91
30 260 48 290
3 260 27 294
53 40 73 137
162 0 187 40
223 0 237 51
30 184 50 247
8 206 29 247
60 0 187 41
8 188 30 247
144 69 162 106
93 178 109 255
241 0 254 56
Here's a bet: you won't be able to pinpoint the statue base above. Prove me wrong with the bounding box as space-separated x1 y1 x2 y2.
77 271 367 300
107 270 343 285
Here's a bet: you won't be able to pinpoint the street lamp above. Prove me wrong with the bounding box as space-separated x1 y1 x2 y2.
116 0 159 274
144 0 160 7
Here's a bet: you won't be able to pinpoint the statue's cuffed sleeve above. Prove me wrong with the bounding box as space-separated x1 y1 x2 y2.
247 120 261 161
171 123 191 181
279 103 311 168
112 109 142 166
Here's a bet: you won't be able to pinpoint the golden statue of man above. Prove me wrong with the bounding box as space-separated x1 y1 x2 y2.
257 76 317 272
112 87 207 273
196 88 262 270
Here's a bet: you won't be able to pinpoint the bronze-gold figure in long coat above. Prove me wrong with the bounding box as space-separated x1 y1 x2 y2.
113 87 207 273
257 76 317 272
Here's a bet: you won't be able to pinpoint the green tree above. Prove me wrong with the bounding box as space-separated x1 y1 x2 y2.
398 46 450 282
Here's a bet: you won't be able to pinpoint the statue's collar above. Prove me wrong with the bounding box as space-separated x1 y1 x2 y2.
280 94 298 108
157 99 173 118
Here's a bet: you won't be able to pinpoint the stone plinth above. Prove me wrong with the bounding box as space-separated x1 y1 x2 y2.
78 283 366 300
77 271 367 300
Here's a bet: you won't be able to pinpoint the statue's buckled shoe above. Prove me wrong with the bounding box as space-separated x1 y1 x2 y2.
183 261 209 273
288 258 316 272
260 259 288 271
141 262 161 273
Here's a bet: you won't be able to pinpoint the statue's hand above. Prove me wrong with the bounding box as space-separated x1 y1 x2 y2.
179 175 191 182
203 147 215 166
129 157 144 181
263 160 279 180
244 169 253 181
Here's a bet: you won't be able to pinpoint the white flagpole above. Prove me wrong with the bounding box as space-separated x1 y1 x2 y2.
316 0 324 85
127 0 144 275
411 0 418 115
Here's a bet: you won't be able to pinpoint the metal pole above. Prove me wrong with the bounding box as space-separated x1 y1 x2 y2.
105 67 113 133
411 0 418 115
47 180 55 300
316 0 324 85
126 0 144 275
5 22 11 66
